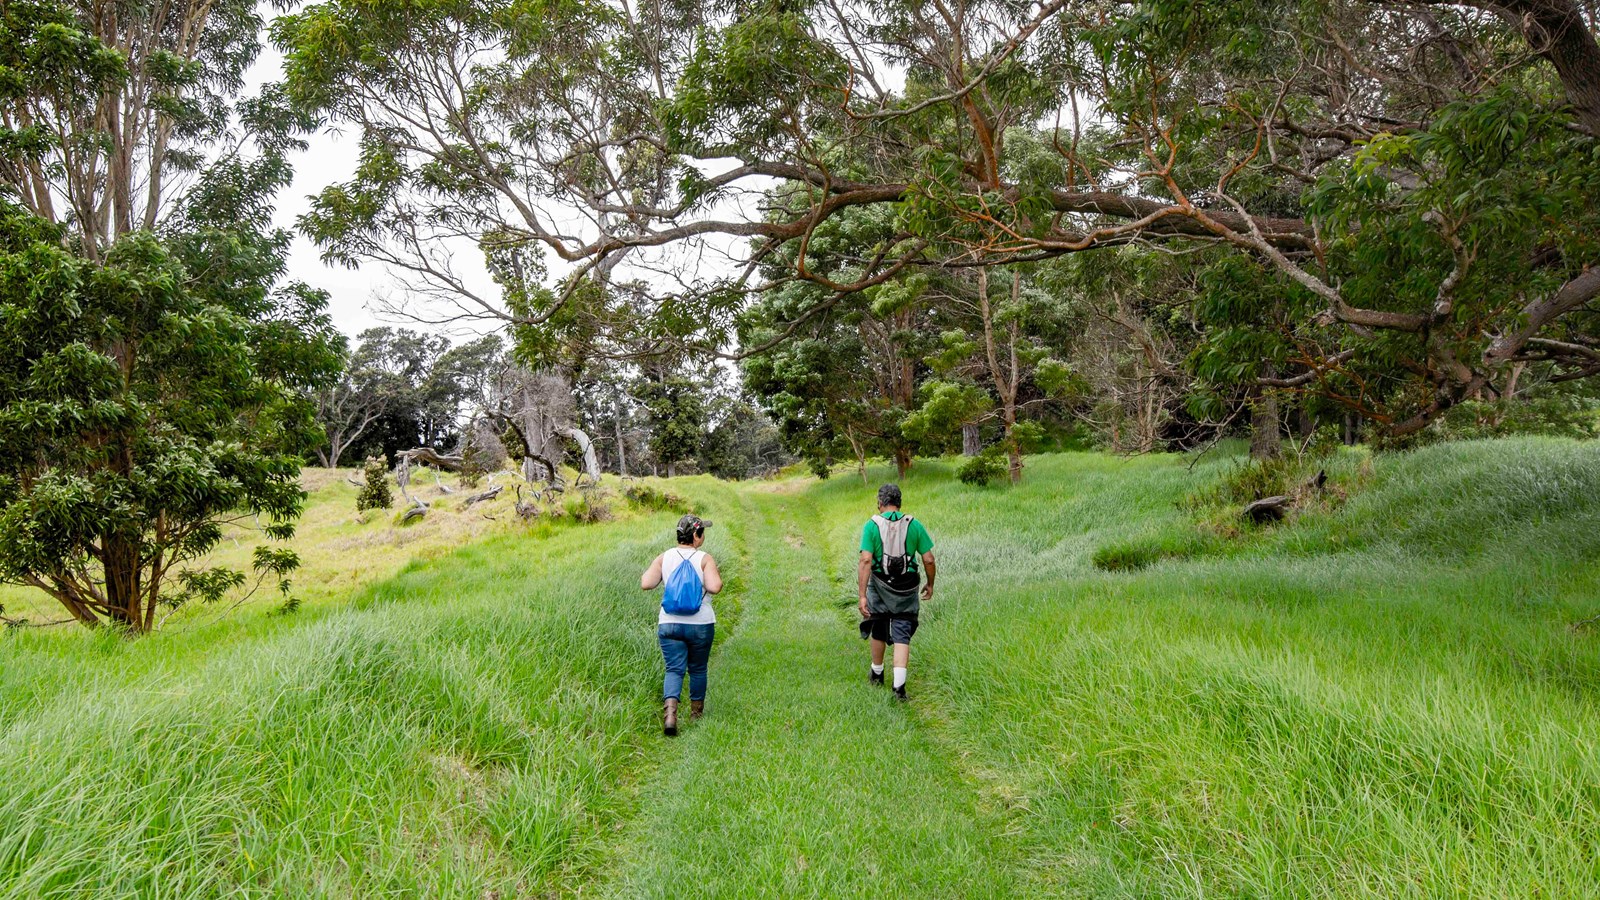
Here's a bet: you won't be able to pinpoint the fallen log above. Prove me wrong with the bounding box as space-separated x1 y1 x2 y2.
1242 495 1291 523
463 485 503 508
397 447 465 470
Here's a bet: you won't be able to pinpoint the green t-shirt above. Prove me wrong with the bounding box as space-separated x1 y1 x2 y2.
860 511 934 576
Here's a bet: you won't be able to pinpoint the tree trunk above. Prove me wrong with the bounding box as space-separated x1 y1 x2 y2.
1002 358 1022 484
614 413 628 477
846 428 868 484
962 423 981 456
1250 388 1282 461
102 532 143 631
565 427 602 484
1004 419 1022 485
894 446 911 480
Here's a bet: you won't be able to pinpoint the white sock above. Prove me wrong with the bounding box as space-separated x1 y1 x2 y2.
892 667 907 689
871 664 884 675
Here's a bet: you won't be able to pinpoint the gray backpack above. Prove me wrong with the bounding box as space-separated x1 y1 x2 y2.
872 514 916 578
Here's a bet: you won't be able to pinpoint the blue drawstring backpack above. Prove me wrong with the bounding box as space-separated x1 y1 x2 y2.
661 550 704 616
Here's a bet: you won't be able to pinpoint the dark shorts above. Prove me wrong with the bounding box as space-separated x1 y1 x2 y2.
860 614 918 645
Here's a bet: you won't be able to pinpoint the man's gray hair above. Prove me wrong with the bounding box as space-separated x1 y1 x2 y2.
877 483 902 509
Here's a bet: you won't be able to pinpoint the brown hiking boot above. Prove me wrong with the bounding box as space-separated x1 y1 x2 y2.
690 700 704 720
663 699 679 737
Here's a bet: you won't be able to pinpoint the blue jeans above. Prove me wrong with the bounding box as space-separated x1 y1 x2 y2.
658 622 714 702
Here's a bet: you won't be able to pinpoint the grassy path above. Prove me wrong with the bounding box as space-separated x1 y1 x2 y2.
599 486 1019 899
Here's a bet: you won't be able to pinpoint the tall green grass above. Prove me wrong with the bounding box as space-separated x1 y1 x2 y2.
0 515 682 898
804 438 1600 897
4 438 1599 897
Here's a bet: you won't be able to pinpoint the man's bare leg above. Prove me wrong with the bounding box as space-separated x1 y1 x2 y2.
891 642 911 696
871 638 888 666
892 643 910 668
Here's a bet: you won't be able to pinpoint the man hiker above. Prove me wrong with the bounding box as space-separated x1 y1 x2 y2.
641 514 722 736
858 483 935 700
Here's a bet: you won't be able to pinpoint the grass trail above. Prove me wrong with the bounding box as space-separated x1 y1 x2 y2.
601 486 1019 899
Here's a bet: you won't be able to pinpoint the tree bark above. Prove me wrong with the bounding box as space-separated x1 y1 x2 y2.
981 270 1026 484
962 423 982 456
1250 385 1282 461
614 412 628 477
102 532 142 630
463 485 502 507
565 427 602 484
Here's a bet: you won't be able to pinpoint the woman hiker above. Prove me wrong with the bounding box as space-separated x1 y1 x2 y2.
640 514 723 736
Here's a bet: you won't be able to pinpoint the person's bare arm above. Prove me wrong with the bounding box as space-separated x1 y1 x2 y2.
858 550 873 618
920 551 937 602
702 554 724 594
641 554 663 590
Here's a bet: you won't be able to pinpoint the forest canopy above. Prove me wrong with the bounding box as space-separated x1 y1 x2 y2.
271 0 1600 450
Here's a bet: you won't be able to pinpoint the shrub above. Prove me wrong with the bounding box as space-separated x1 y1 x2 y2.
565 491 614 524
622 482 689 513
958 450 1007 487
357 456 393 512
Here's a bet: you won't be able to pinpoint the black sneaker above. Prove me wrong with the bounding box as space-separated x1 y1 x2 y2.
870 668 885 686
893 685 908 701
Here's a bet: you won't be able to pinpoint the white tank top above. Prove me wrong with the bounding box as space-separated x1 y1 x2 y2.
657 548 716 625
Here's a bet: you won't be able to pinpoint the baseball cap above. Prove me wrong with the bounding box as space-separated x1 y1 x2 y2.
676 514 713 541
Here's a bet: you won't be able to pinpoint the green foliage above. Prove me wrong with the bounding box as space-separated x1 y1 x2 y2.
0 202 322 631
1185 428 1346 510
903 381 991 447
1425 385 1600 444
459 441 488 489
665 6 847 157
357 457 393 512
957 450 1007 487
632 375 709 473
701 399 789 480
